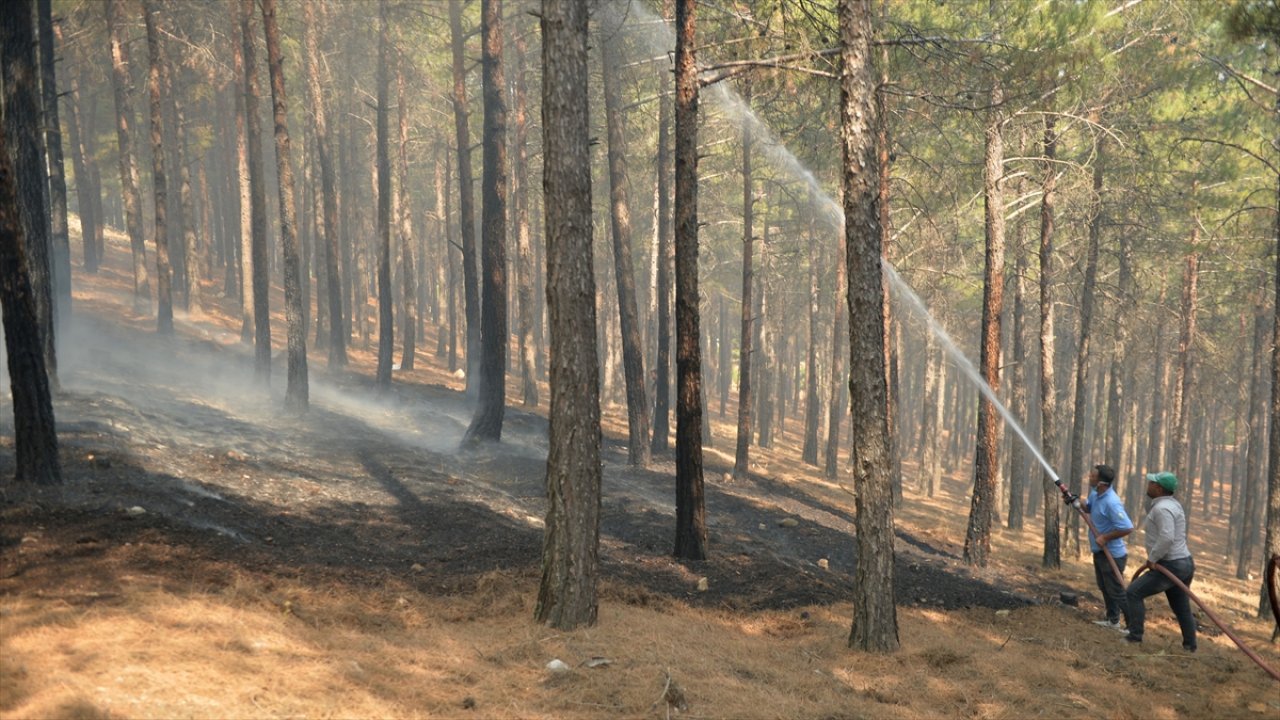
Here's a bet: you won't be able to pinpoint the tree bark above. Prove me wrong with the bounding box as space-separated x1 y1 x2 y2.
0 2 61 485
37 0 70 331
842 0 898 652
396 52 417 373
449 0 480 393
142 0 174 336
651 72 673 455
1171 249 1199 511
374 0 394 390
239 0 270 381
824 218 849 481
1236 281 1269 579
512 24 538 407
673 0 707 561
962 77 1005 568
301 0 346 368
462 0 508 445
802 214 822 466
1038 117 1061 569
734 93 756 480
600 23 651 466
535 0 601 630
262 0 309 411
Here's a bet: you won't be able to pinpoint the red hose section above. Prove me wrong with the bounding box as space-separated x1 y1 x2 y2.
1131 562 1280 683
1059 484 1279 682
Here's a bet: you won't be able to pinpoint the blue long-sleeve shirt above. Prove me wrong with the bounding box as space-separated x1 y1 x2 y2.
1085 486 1133 557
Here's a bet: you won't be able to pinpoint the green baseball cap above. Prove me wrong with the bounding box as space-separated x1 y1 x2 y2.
1146 471 1178 493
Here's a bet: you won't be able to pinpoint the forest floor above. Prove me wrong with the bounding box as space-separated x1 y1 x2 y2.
1 227 1279 719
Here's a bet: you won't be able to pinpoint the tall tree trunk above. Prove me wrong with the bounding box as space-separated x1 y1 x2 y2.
1038 116 1061 569
1171 249 1199 511
673 0 707 561
1106 228 1133 475
301 0 346 368
536 0 601 630
802 215 822 466
173 82 200 313
1145 287 1170 475
449 0 481 393
374 0 394 390
1236 281 1269 579
239 0 270 381
652 72 673 455
463 0 508 444
734 96 756 480
824 217 849 481
512 24 538 407
921 336 944 497
962 77 1005 567
0 2 61 485
600 22 650 466
842 0 897 652
1263 196 1280 616
37 0 71 331
262 0 308 411
60 25 100 275
397 52 417 372
1007 210 1029 530
142 0 173 336
1065 137 1104 556
7 0 56 386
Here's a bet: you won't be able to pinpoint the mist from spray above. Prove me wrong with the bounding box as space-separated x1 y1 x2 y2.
615 0 1061 484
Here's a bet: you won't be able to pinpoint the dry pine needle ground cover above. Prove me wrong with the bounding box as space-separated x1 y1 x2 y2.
2 225 1279 719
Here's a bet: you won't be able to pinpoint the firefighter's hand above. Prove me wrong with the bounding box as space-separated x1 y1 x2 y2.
1062 492 1079 506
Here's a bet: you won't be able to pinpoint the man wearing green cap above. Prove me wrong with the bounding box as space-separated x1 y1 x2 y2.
1123 471 1197 652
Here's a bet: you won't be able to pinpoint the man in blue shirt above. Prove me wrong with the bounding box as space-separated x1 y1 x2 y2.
1082 464 1133 630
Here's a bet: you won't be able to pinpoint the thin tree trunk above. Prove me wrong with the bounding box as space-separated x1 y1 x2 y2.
239 0 270 381
824 216 849 481
61 25 100 274
1236 282 1269 579
374 0 394 389
302 0 346 368
397 52 417 372
536 0 601 630
262 0 308 410
600 23 650 466
1038 116 1061 569
463 0 508 444
802 215 822 466
1171 250 1199 511
142 0 173 336
651 75 673 455
962 77 1005 567
734 97 756 480
37 0 71 331
449 0 481 393
673 0 707 561
1008 210 1029 530
512 25 537 407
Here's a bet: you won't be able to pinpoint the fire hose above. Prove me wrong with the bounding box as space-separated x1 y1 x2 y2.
1051 478 1280 682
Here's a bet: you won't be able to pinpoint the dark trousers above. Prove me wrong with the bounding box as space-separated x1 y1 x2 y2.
1125 556 1196 650
1092 551 1128 624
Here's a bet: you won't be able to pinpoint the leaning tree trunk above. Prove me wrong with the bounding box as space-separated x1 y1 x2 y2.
1038 116 1062 569
262 0 309 411
142 0 174 336
962 77 1005 568
463 0 508 445
600 23 650 467
842 0 898 653
448 0 481 393
535 0 601 631
37 0 71 330
0 3 61 486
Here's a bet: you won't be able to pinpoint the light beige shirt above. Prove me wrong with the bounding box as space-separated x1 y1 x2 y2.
1144 495 1191 563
